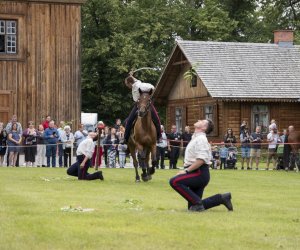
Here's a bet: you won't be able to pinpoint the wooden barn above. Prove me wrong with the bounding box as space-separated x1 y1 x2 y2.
153 31 300 140
0 0 85 128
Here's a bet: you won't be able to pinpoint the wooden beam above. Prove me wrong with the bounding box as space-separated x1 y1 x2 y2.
172 60 188 66
3 0 87 4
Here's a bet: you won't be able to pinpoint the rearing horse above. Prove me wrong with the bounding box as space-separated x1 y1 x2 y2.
128 89 157 182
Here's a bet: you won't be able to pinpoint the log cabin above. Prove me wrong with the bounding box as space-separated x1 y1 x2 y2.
153 30 300 140
0 0 85 129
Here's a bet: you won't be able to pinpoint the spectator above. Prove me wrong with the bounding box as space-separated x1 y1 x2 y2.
36 124 46 167
211 146 220 169
7 123 22 167
118 134 127 169
5 114 22 167
114 118 122 133
240 127 251 170
42 115 51 130
57 121 65 167
92 121 105 168
5 114 22 134
224 128 237 147
219 142 228 170
74 124 88 148
23 121 37 167
0 122 7 165
102 126 110 167
60 125 75 168
117 125 126 168
250 126 263 170
269 119 277 132
283 126 295 171
182 125 192 157
280 129 287 143
167 125 182 169
156 125 167 169
44 120 59 167
240 121 248 134
106 127 119 168
266 128 280 170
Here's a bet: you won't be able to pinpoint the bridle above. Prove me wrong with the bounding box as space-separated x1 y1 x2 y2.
137 92 151 118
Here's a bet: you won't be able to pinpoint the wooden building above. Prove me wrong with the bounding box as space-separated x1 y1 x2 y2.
0 0 85 128
154 31 300 140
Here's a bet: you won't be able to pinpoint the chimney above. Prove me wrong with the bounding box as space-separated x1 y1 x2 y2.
274 30 294 47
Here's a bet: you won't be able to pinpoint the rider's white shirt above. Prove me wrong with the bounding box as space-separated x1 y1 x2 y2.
132 80 155 102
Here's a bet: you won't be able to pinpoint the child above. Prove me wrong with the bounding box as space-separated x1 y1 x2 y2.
219 142 228 170
118 141 127 168
211 146 220 169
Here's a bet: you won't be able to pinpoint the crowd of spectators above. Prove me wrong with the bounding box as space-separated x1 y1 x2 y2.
0 115 297 171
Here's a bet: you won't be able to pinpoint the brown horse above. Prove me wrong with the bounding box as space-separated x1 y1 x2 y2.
287 130 300 171
128 89 157 182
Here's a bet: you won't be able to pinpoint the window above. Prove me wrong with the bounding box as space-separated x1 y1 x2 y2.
252 105 269 133
191 74 197 87
175 107 182 133
201 104 218 136
204 105 213 120
0 20 17 54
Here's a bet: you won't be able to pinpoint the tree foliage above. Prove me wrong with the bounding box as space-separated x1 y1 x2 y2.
81 0 300 125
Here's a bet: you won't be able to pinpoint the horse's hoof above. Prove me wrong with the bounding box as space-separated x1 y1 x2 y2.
135 179 141 183
149 167 155 175
142 177 148 182
141 174 149 182
148 175 152 180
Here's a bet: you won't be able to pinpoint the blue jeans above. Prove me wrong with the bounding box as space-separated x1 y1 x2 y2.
46 144 56 167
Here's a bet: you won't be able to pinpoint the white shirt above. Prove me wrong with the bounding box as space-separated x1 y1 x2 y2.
267 132 279 149
132 80 155 102
76 136 95 159
157 132 168 148
184 132 211 167
60 131 75 149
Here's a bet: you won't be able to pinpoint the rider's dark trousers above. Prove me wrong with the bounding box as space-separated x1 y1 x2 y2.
124 103 161 141
169 165 224 209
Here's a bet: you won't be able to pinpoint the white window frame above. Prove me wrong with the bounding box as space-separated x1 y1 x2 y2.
175 107 182 133
0 19 17 54
204 105 213 120
251 105 269 134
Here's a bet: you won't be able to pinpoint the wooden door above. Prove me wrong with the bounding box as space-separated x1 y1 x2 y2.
0 90 13 123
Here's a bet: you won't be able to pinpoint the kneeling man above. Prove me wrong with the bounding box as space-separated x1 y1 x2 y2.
67 132 104 181
169 119 233 212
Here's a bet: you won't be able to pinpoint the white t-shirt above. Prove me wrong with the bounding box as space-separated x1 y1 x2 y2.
267 132 279 149
184 132 211 167
132 80 155 102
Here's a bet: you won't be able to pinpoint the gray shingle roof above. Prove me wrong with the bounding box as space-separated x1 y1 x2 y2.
177 40 300 100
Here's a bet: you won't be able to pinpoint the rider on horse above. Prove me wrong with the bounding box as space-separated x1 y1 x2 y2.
123 73 161 144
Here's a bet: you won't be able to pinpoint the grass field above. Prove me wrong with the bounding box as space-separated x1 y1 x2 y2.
0 167 299 250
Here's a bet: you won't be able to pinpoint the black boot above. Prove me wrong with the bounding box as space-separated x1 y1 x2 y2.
221 193 233 211
189 202 205 212
97 171 104 181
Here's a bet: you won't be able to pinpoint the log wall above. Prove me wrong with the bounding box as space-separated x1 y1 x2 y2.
0 0 82 129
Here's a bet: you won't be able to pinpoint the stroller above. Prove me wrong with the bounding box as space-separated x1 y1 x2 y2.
226 146 237 169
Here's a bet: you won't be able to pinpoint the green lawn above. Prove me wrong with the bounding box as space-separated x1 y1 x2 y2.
0 167 299 250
